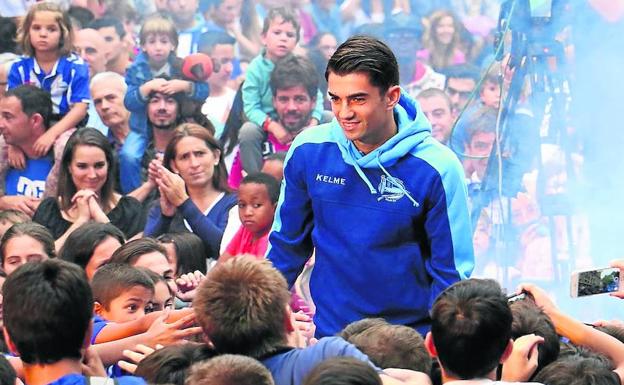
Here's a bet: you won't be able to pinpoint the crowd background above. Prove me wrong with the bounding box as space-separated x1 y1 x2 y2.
0 0 622 383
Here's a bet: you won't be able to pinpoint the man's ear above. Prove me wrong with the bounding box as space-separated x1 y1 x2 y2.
3 328 18 356
93 302 104 316
425 331 438 358
30 113 44 131
500 339 514 364
385 85 401 111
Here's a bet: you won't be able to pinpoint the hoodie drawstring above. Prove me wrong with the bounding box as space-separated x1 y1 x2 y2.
376 153 420 207
348 145 378 194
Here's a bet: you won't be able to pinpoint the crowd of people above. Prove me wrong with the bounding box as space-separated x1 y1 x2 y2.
0 0 621 385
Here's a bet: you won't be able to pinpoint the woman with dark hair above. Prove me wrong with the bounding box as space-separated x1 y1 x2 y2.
144 123 238 261
157 232 208 275
0 222 55 276
58 222 125 280
33 128 144 250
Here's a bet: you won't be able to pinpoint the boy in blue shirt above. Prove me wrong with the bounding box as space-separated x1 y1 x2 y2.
239 7 326 174
2 259 146 385
123 14 209 193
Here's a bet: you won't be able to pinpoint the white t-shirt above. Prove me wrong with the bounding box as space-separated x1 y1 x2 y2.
201 87 236 139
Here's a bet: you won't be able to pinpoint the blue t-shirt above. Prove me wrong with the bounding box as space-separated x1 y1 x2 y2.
47 373 145 385
261 337 380 385
90 315 108 345
5 156 53 198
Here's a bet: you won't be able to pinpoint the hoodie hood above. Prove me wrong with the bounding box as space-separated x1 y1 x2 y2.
331 89 432 205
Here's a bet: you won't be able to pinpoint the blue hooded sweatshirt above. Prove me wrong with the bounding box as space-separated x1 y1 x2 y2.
267 90 474 337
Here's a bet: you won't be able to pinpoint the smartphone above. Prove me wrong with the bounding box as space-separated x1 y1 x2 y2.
570 267 621 298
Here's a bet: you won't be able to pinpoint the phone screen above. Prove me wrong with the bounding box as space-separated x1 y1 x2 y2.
576 267 620 297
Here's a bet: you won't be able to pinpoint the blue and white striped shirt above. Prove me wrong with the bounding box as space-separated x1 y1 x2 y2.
7 53 90 115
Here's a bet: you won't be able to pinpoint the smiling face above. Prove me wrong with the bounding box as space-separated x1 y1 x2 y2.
170 136 220 188
29 11 62 54
273 85 315 134
237 182 276 236
2 235 49 276
327 71 400 154
69 145 108 193
262 16 297 61
435 15 455 46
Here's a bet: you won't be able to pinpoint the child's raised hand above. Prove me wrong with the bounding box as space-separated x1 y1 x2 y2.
33 130 57 157
7 145 26 170
175 270 206 302
160 79 191 95
145 310 203 347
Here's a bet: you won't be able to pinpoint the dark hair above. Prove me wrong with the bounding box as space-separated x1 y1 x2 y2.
57 128 117 212
262 7 300 42
157 233 208 275
466 107 497 143
303 357 382 385
186 354 275 385
510 299 560 377
109 238 168 266
91 263 154 310
194 256 290 357
197 30 236 54
0 222 56 266
339 318 388 340
4 85 53 129
534 355 620 385
270 55 319 98
164 123 231 193
3 259 92 364
135 344 217 385
67 6 95 30
342 321 432 374
442 64 480 84
430 278 512 380
240 172 280 204
58 222 125 271
326 35 399 94
0 354 16 385
0 17 17 53
89 17 126 38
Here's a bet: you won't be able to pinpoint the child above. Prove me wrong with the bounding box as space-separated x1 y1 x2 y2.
8 2 89 159
221 172 279 261
479 62 501 109
122 14 209 193
141 268 175 312
238 7 325 175
91 263 155 334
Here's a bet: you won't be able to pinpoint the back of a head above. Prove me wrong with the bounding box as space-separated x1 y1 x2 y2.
339 318 388 340
135 344 216 385
0 354 16 385
326 35 398 94
430 278 512 380
346 323 431 374
534 355 620 385
303 357 382 385
193 256 290 357
186 354 274 385
3 259 92 364
510 299 560 376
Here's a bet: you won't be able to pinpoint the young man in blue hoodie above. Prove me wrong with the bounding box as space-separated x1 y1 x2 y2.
267 35 474 338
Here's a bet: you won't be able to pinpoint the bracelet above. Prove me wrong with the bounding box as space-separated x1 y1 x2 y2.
262 116 272 132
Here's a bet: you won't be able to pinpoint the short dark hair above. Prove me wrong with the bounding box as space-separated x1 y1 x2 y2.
57 128 117 212
325 35 399 94
339 318 388 341
156 232 208 275
4 85 53 129
0 222 56 266
443 64 480 84
534 355 620 385
3 259 92 364
240 172 280 204
91 263 154 310
186 354 274 385
89 17 126 38
430 278 512 380
342 321 432 374
303 357 382 385
58 222 125 271
109 238 167 266
264 151 287 163
262 7 300 42
270 55 319 98
193 256 290 357
67 6 95 29
510 299 560 377
0 17 17 53
197 30 236 54
135 343 216 385
0 352 16 385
